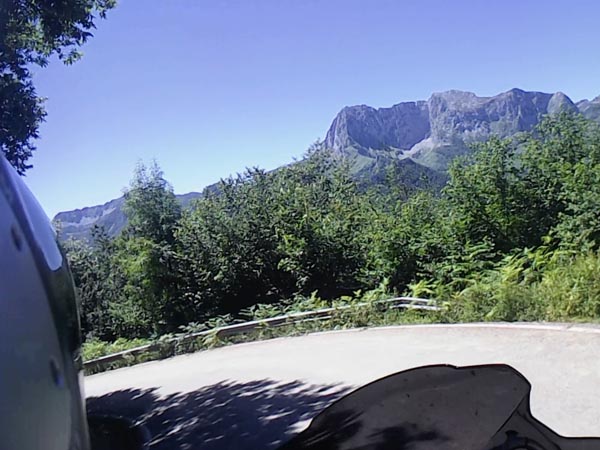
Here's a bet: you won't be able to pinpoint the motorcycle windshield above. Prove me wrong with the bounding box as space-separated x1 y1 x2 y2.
278 364 600 450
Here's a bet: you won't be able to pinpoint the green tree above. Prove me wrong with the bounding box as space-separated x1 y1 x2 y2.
175 145 369 316
0 0 115 173
363 190 458 292
64 226 131 340
525 113 600 248
273 148 367 297
443 136 533 252
176 167 290 316
123 160 182 244
121 161 184 333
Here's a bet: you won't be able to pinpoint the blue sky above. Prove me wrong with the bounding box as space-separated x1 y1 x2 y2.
25 0 600 217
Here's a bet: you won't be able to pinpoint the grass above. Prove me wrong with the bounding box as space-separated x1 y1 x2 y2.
82 337 151 362
437 250 600 323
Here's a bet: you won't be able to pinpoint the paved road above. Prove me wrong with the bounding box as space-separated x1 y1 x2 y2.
85 323 600 449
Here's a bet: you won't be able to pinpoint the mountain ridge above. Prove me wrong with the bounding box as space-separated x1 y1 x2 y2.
324 88 585 175
54 192 202 241
54 88 598 241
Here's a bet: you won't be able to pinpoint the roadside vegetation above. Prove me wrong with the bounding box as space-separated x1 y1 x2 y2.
68 113 600 365
82 290 439 374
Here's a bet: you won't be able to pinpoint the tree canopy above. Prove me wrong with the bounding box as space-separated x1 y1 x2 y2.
65 114 600 342
0 0 115 173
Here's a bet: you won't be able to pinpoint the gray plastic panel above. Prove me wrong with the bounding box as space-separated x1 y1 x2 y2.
0 191 71 449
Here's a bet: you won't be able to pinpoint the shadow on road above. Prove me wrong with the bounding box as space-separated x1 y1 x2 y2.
87 379 351 450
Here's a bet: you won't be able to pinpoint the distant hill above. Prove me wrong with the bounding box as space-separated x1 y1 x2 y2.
54 88 599 242
54 192 202 242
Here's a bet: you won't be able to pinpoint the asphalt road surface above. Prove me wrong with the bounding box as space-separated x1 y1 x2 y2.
85 323 600 449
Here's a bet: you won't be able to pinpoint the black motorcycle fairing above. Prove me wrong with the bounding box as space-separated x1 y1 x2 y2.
278 364 600 450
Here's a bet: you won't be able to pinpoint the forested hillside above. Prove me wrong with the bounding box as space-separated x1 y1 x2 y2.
67 113 600 346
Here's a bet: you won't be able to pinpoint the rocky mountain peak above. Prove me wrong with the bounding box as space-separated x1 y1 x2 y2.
324 88 589 171
576 94 600 121
428 90 485 110
548 91 577 115
324 100 430 153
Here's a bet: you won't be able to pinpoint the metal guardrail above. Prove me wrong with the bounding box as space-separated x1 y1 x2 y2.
84 296 437 372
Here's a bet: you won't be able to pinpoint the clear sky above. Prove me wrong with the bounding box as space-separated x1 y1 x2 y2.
25 0 600 218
